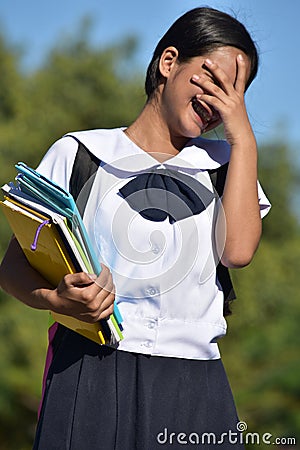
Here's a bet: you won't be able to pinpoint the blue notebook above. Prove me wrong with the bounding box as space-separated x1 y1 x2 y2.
15 162 100 274
14 162 123 332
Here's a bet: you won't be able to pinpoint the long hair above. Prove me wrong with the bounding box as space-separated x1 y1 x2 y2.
145 7 258 98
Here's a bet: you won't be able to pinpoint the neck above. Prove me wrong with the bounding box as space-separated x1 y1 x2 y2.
125 100 189 163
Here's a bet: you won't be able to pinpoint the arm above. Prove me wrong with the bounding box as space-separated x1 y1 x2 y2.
193 55 261 268
220 127 261 268
0 236 115 322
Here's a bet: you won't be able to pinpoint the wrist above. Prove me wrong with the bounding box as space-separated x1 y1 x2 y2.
225 117 256 148
229 129 257 152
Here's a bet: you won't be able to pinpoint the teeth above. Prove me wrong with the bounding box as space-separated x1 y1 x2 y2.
192 97 211 122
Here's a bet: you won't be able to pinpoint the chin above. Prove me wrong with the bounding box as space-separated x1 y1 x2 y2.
187 130 203 138
173 118 205 141
182 124 204 139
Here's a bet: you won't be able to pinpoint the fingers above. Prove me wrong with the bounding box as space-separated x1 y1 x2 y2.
234 54 248 94
206 54 247 94
60 266 114 297
192 55 252 145
94 263 115 293
81 290 115 322
63 271 96 287
192 55 248 98
202 58 233 96
192 74 230 111
191 54 249 116
55 266 116 322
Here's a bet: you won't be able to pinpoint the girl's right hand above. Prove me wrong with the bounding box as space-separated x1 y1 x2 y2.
47 264 115 323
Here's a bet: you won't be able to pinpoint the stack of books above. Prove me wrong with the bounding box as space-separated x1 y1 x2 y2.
0 162 123 346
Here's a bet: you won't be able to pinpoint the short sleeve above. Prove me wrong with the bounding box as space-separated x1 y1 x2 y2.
257 181 271 218
36 136 79 191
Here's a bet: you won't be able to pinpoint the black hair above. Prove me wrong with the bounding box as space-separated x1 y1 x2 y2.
145 7 259 98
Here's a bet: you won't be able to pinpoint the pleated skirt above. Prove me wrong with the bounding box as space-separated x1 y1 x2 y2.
33 325 244 450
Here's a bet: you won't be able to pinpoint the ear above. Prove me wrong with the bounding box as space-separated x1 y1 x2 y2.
159 46 179 78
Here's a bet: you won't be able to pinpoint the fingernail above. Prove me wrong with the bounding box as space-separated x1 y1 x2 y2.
205 58 213 65
238 54 244 61
192 74 200 80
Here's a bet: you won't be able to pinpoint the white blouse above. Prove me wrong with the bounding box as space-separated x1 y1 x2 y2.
37 128 271 360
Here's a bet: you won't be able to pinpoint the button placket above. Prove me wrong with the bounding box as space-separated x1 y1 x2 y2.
140 318 158 350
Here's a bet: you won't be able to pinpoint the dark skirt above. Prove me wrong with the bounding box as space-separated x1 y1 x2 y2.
33 325 244 450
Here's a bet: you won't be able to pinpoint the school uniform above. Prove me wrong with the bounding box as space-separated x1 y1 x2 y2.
33 128 270 449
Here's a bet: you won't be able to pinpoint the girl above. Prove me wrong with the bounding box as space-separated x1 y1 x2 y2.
0 7 270 449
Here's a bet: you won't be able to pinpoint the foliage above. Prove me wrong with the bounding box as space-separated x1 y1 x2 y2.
0 24 145 180
0 23 145 450
0 296 48 449
220 141 300 447
0 21 299 450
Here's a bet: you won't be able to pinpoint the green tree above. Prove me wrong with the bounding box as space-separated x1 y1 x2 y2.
220 141 300 446
0 33 26 262
0 24 145 450
0 33 23 122
0 22 145 179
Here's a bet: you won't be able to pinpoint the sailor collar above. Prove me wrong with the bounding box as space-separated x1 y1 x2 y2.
65 127 231 175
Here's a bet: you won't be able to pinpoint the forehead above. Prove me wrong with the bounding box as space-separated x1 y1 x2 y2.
200 46 251 84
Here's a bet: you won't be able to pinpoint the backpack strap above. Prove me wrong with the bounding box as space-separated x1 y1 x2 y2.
208 162 229 197
208 163 236 316
68 137 100 215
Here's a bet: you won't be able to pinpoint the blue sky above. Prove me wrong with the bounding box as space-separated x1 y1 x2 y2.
0 0 299 146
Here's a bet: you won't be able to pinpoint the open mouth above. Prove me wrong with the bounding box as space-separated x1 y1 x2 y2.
191 97 220 130
192 97 211 123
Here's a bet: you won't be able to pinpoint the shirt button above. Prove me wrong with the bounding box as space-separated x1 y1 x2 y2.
152 246 160 254
147 320 156 329
141 340 153 348
146 287 157 296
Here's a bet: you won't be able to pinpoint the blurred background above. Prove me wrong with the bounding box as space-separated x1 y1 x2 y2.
0 0 299 448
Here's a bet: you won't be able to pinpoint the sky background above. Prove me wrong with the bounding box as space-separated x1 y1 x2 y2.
0 0 299 148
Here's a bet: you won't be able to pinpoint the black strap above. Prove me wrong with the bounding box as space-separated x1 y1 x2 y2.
69 137 100 215
208 162 229 197
208 163 236 315
69 141 235 316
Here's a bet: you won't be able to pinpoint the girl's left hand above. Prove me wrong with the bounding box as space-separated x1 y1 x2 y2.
192 54 254 146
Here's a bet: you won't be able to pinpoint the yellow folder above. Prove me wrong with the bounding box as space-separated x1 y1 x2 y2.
0 198 108 345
